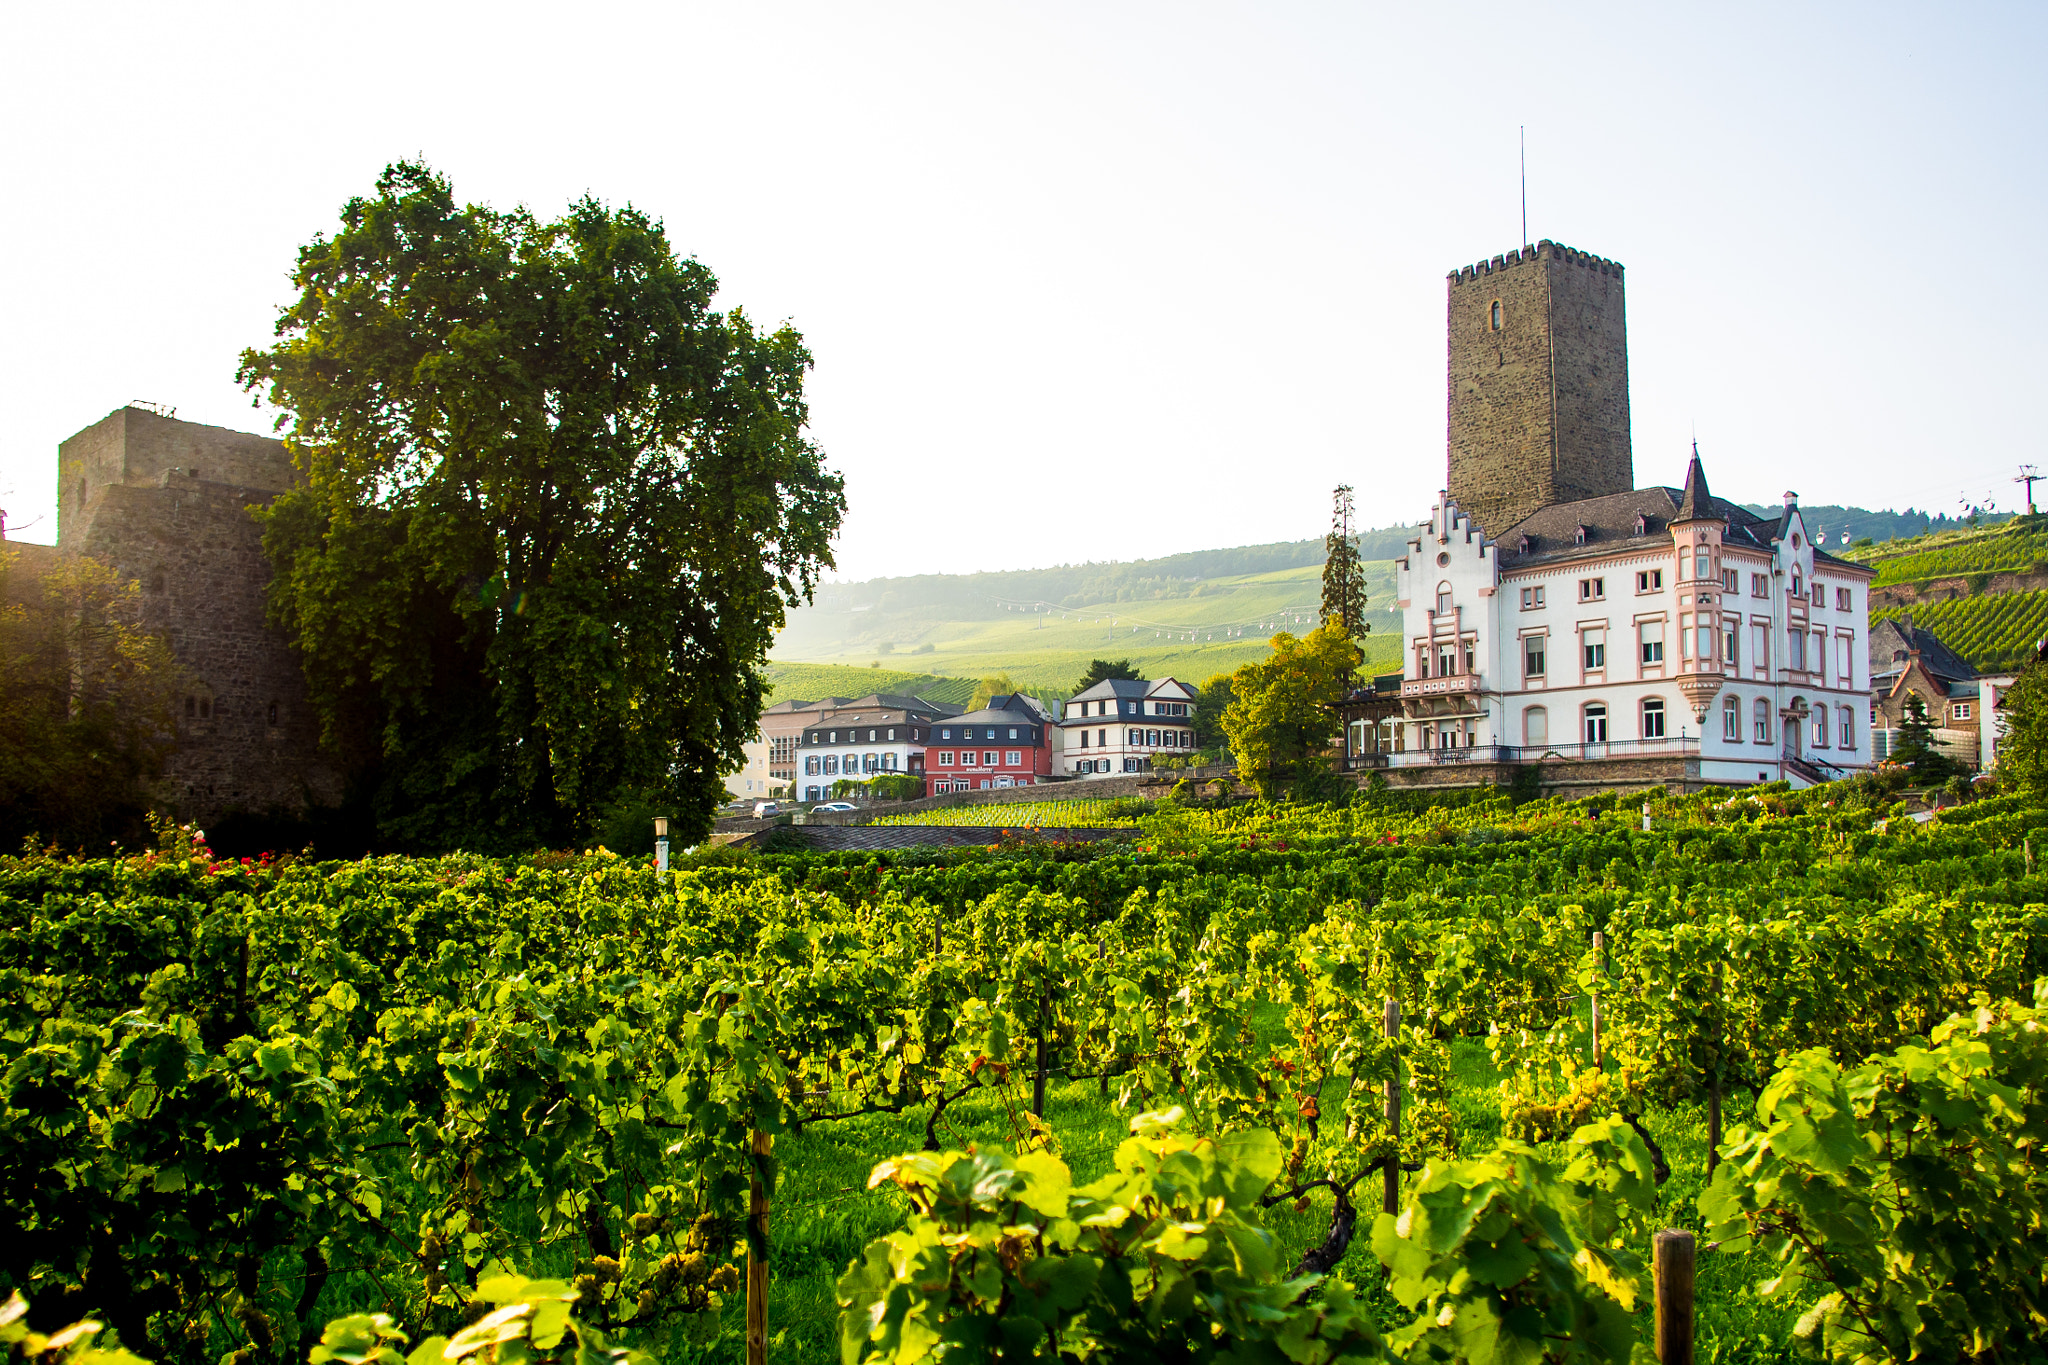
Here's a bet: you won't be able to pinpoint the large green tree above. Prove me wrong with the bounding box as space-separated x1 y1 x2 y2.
1074 658 1142 692
0 550 181 848
1220 622 1360 799
239 163 844 852
1994 655 2048 795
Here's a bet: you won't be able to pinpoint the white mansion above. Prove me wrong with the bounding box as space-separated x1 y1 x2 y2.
1382 452 1873 786
1355 238 1874 790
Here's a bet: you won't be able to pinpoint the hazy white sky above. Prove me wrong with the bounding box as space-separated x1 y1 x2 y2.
2 2 2041 581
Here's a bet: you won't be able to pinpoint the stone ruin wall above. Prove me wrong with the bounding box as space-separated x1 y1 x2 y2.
54 406 339 825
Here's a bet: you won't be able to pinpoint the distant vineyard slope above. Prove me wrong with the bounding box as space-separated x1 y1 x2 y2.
1871 590 2048 674
1836 515 2048 590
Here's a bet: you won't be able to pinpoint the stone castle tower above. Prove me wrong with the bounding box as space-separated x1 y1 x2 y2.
56 405 340 824
1445 240 1633 536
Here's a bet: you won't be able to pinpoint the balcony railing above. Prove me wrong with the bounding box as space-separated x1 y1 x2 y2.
1400 674 1481 698
1376 736 1701 768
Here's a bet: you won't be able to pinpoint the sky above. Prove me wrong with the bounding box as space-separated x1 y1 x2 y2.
2 2 2042 582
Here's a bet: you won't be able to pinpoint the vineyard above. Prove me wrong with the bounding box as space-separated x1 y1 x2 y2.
869 799 1154 828
1839 515 2048 587
6 783 2048 1364
1871 588 2048 673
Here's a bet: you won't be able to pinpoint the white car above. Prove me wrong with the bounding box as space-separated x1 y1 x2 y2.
753 801 781 818
812 801 859 813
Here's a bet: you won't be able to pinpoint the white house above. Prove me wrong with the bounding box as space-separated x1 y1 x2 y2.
1384 450 1875 788
1058 677 1199 776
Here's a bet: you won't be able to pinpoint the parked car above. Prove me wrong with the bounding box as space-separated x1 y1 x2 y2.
812 801 859 813
753 801 781 818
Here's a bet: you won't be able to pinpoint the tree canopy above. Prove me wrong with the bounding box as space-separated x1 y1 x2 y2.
0 550 181 848
968 673 1019 712
239 162 844 852
1219 623 1359 799
1994 656 2048 795
1074 659 1142 692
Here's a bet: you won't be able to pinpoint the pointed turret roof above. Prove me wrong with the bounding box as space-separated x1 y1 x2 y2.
1673 442 1711 521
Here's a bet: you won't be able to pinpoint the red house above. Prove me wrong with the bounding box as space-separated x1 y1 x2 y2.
926 694 1056 794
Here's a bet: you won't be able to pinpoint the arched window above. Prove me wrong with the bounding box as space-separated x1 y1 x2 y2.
1753 698 1771 743
1584 704 1608 744
1723 694 1741 741
1436 582 1453 615
266 701 279 726
1642 697 1666 739
1523 706 1548 747
1490 300 1503 331
1812 706 1829 748
1838 705 1856 749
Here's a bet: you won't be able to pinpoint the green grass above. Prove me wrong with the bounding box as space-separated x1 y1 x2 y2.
1872 589 2048 672
773 560 1403 692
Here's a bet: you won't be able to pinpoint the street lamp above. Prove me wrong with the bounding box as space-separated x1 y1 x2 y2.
654 816 669 872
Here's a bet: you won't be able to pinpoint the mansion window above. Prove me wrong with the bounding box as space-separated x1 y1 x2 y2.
1812 583 1825 608
1722 568 1739 592
1788 631 1807 672
1579 577 1605 601
1792 574 1803 596
1637 569 1662 593
805 756 821 775
1723 695 1742 741
1836 635 1854 682
1008 728 1019 740
1812 707 1830 748
1437 644 1457 676
1754 698 1772 744
1523 635 1546 678
1583 631 1606 671
1752 622 1770 670
1836 587 1852 611
1839 706 1856 747
1693 548 1711 581
1640 621 1664 666
982 751 998 766
1642 697 1666 739
938 751 955 766
1523 705 1548 746
1006 751 1022 765
1584 705 1608 744
1751 574 1768 598
1436 584 1453 615
1954 702 1973 722
1723 622 1739 669
1520 585 1546 609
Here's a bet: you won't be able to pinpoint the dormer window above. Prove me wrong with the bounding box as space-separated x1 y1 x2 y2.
1634 514 1647 536
1518 535 1531 555
1574 525 1589 546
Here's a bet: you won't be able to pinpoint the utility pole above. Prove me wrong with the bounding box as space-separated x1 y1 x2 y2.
2017 464 2041 517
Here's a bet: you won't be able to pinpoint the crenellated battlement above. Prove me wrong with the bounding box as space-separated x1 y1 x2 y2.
1446 239 1625 284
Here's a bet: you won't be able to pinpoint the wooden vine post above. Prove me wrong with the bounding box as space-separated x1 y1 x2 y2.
1706 963 1724 1178
1590 930 1605 1068
1382 997 1401 1215
747 1129 772 1365
1652 1229 1695 1364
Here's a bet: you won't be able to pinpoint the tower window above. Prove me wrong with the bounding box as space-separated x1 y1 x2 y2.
1489 300 1503 331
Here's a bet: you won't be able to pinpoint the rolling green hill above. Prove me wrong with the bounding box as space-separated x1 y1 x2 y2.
772 558 1404 693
